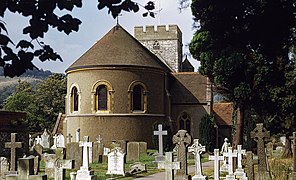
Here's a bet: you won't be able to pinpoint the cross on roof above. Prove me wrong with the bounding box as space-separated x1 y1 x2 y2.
153 124 167 156
79 136 92 170
209 149 224 180
158 152 180 180
5 133 22 171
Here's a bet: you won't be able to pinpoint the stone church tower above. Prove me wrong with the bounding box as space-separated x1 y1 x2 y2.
134 25 182 72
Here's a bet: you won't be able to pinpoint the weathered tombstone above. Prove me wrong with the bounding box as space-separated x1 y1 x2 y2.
5 133 22 172
54 159 74 180
93 136 104 163
153 124 167 161
223 147 237 180
103 147 111 163
51 135 58 150
107 147 125 176
35 136 42 145
67 133 73 144
242 151 258 180
116 140 128 154
158 152 180 180
139 142 147 154
76 128 80 142
234 145 246 178
250 123 271 178
66 142 82 169
26 155 39 175
126 162 147 176
44 153 56 179
0 157 9 180
188 139 206 180
33 144 43 158
209 149 224 180
56 134 65 148
173 130 192 180
76 136 97 180
289 132 296 180
127 142 140 162
41 129 50 148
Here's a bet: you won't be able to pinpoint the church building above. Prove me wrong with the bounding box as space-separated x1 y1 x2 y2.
63 25 212 147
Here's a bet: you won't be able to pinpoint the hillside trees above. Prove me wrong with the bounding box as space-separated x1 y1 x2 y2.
189 0 296 147
0 0 154 77
3 73 66 131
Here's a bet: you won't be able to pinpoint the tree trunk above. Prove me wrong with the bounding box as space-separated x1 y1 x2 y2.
281 135 292 158
233 106 244 147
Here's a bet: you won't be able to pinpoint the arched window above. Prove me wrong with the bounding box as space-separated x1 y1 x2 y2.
70 86 79 112
133 85 143 111
178 112 191 134
153 40 160 50
128 81 148 113
96 85 107 111
91 80 114 113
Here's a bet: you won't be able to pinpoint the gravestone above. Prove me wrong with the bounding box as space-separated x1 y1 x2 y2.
289 132 296 180
0 157 9 180
51 135 57 150
116 140 128 154
54 159 74 180
242 151 258 180
173 130 192 180
66 142 82 169
250 123 271 178
67 133 73 144
158 152 180 180
93 136 104 163
223 147 237 180
76 136 97 180
103 147 111 163
127 142 140 162
209 149 224 180
33 144 43 158
56 134 65 148
139 142 147 154
41 129 50 148
5 133 22 171
35 136 42 145
153 124 167 161
44 153 56 179
188 139 206 180
107 147 125 176
234 145 246 178
26 155 39 175
127 162 147 175
76 128 80 142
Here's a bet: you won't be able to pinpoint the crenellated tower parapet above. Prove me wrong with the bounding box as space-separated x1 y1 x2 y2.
134 25 183 72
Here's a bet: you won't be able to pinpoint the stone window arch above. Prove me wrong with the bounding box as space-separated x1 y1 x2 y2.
178 112 191 134
69 84 81 113
128 81 148 113
91 80 114 113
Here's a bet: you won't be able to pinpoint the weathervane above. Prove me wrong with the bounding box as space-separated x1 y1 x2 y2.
116 14 123 25
157 0 163 25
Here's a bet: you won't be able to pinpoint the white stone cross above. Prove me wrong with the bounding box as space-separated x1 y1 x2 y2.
153 124 167 156
234 145 246 177
96 135 102 144
79 136 92 170
54 159 74 180
158 152 180 180
188 139 206 180
209 149 224 180
223 147 237 179
35 136 42 145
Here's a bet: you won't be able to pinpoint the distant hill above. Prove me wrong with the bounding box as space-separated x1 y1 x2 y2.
0 68 54 108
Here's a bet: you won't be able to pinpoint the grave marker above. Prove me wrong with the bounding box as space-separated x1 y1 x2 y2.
153 124 167 156
223 147 237 180
209 149 224 180
41 129 50 148
107 147 125 176
158 152 180 180
76 128 80 142
242 151 258 180
188 139 206 180
234 145 246 178
54 159 74 180
173 129 192 180
67 133 73 144
56 134 65 148
5 133 22 171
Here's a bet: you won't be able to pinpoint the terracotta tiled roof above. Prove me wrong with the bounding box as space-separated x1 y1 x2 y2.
170 73 208 104
66 25 171 72
213 103 233 126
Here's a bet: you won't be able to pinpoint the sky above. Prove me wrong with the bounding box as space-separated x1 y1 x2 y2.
4 0 199 73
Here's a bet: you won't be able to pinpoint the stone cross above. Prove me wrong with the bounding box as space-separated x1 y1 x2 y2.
209 149 224 180
55 159 74 180
153 124 167 156
76 128 80 142
234 145 246 177
242 151 258 180
96 135 102 143
5 133 22 171
67 133 73 144
250 123 270 172
173 129 192 179
79 136 92 170
290 132 296 172
188 139 206 180
223 147 237 179
158 152 180 180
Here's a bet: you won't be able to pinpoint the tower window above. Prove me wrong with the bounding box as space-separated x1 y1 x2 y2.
71 86 79 112
153 41 160 50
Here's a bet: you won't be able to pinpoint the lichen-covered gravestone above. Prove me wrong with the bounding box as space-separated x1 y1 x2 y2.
250 123 271 179
173 130 192 180
66 142 82 169
5 133 22 172
188 139 206 180
158 152 180 180
242 151 258 180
